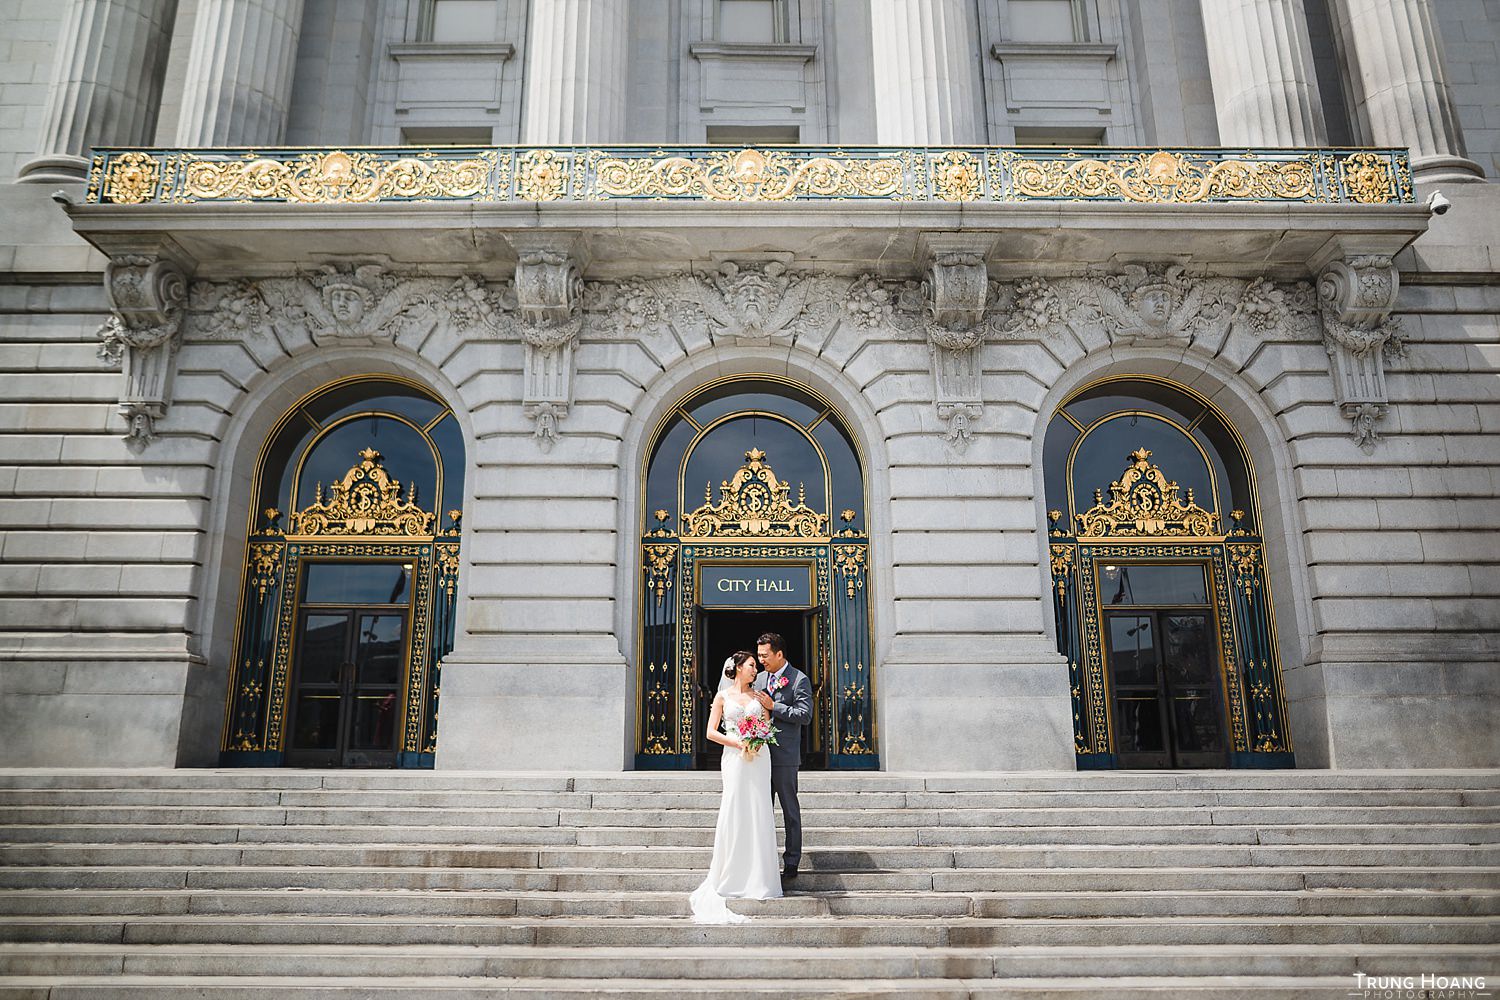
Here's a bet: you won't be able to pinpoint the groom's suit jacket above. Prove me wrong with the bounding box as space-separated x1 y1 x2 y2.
754 665 813 767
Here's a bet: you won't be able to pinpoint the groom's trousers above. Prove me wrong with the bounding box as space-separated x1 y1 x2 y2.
770 765 801 870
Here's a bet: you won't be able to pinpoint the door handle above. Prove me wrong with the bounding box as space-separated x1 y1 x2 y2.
338 661 354 696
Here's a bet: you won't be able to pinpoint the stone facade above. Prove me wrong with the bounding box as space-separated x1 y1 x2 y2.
1 0 1497 772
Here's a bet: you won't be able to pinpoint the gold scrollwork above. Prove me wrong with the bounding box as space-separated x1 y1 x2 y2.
1001 149 1315 203
592 147 904 201
176 149 493 204
287 447 435 538
1049 543 1074 597
1227 543 1263 597
249 543 282 602
1076 447 1220 538
102 151 161 205
1339 151 1396 205
643 543 677 606
841 675 871 754
436 545 461 599
833 544 867 600
682 448 828 538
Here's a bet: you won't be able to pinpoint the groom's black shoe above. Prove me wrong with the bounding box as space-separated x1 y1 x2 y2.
781 866 799 882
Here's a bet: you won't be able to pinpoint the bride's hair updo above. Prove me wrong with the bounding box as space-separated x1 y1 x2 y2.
724 650 755 679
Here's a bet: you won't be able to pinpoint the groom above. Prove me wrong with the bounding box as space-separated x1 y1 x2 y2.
752 631 812 885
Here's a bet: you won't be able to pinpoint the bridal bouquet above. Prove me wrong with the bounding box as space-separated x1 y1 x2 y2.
736 714 779 760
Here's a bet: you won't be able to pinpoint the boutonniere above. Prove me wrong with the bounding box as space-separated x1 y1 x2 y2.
771 675 790 691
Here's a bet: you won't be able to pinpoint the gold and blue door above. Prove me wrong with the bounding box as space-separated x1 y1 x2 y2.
635 376 877 770
1044 377 1294 770
221 377 465 768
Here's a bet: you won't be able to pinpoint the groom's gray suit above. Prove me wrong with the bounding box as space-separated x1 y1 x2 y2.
753 663 813 874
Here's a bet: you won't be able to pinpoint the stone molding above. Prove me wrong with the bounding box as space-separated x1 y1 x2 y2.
140 258 1357 452
1316 254 1404 453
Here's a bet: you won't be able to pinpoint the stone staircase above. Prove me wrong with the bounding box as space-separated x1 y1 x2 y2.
0 769 1496 998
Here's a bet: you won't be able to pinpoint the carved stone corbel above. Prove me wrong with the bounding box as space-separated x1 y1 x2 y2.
1316 254 1402 453
97 252 190 446
512 239 585 452
919 236 996 451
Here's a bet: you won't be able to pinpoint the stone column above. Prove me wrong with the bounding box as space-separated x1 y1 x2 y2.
1200 0 1327 146
1329 0 1483 181
869 0 983 144
17 0 178 183
175 0 306 146
520 0 628 144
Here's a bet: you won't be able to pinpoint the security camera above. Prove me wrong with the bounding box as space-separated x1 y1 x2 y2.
1426 190 1451 216
49 189 74 206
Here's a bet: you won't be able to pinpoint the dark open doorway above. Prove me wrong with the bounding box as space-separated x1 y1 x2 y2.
693 607 820 770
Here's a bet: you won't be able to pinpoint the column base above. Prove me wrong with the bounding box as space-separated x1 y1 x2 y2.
0 641 201 767
16 154 91 184
434 636 632 770
1412 154 1487 184
1294 634 1500 768
878 635 1077 771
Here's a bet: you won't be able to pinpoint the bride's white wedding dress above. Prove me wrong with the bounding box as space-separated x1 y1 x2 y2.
688 694 783 923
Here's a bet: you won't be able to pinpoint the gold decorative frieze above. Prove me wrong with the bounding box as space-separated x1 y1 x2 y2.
682 447 828 539
85 145 1414 206
593 147 904 201
286 447 435 538
1075 447 1220 539
172 149 496 204
997 148 1320 203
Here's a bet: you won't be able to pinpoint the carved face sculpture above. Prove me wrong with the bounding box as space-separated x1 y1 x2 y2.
718 263 786 336
1131 283 1175 331
324 284 368 327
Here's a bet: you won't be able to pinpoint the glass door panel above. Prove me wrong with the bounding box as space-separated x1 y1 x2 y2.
1102 579 1228 768
1103 611 1170 768
286 564 410 768
1162 613 1226 766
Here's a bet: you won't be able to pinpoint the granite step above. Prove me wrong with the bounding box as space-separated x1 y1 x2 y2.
1 914 1496 947
0 942 1494 979
4 842 1497 870
1 769 1495 791
4 864 1498 893
0 787 1489 808
0 974 1406 999
1 769 1494 997
3 821 1494 847
4 886 1498 918
6 804 1496 829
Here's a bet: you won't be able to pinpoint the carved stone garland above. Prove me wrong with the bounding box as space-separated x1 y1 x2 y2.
142 252 1361 456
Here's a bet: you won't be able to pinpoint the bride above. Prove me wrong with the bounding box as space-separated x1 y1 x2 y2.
688 650 783 923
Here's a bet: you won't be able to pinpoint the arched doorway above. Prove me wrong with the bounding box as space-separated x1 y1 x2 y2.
635 376 877 770
219 377 465 768
1043 376 1294 770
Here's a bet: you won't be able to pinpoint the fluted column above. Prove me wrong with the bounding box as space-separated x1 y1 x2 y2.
1330 0 1483 181
870 0 983 144
175 0 305 146
17 0 178 183
520 0 628 144
1200 0 1327 146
